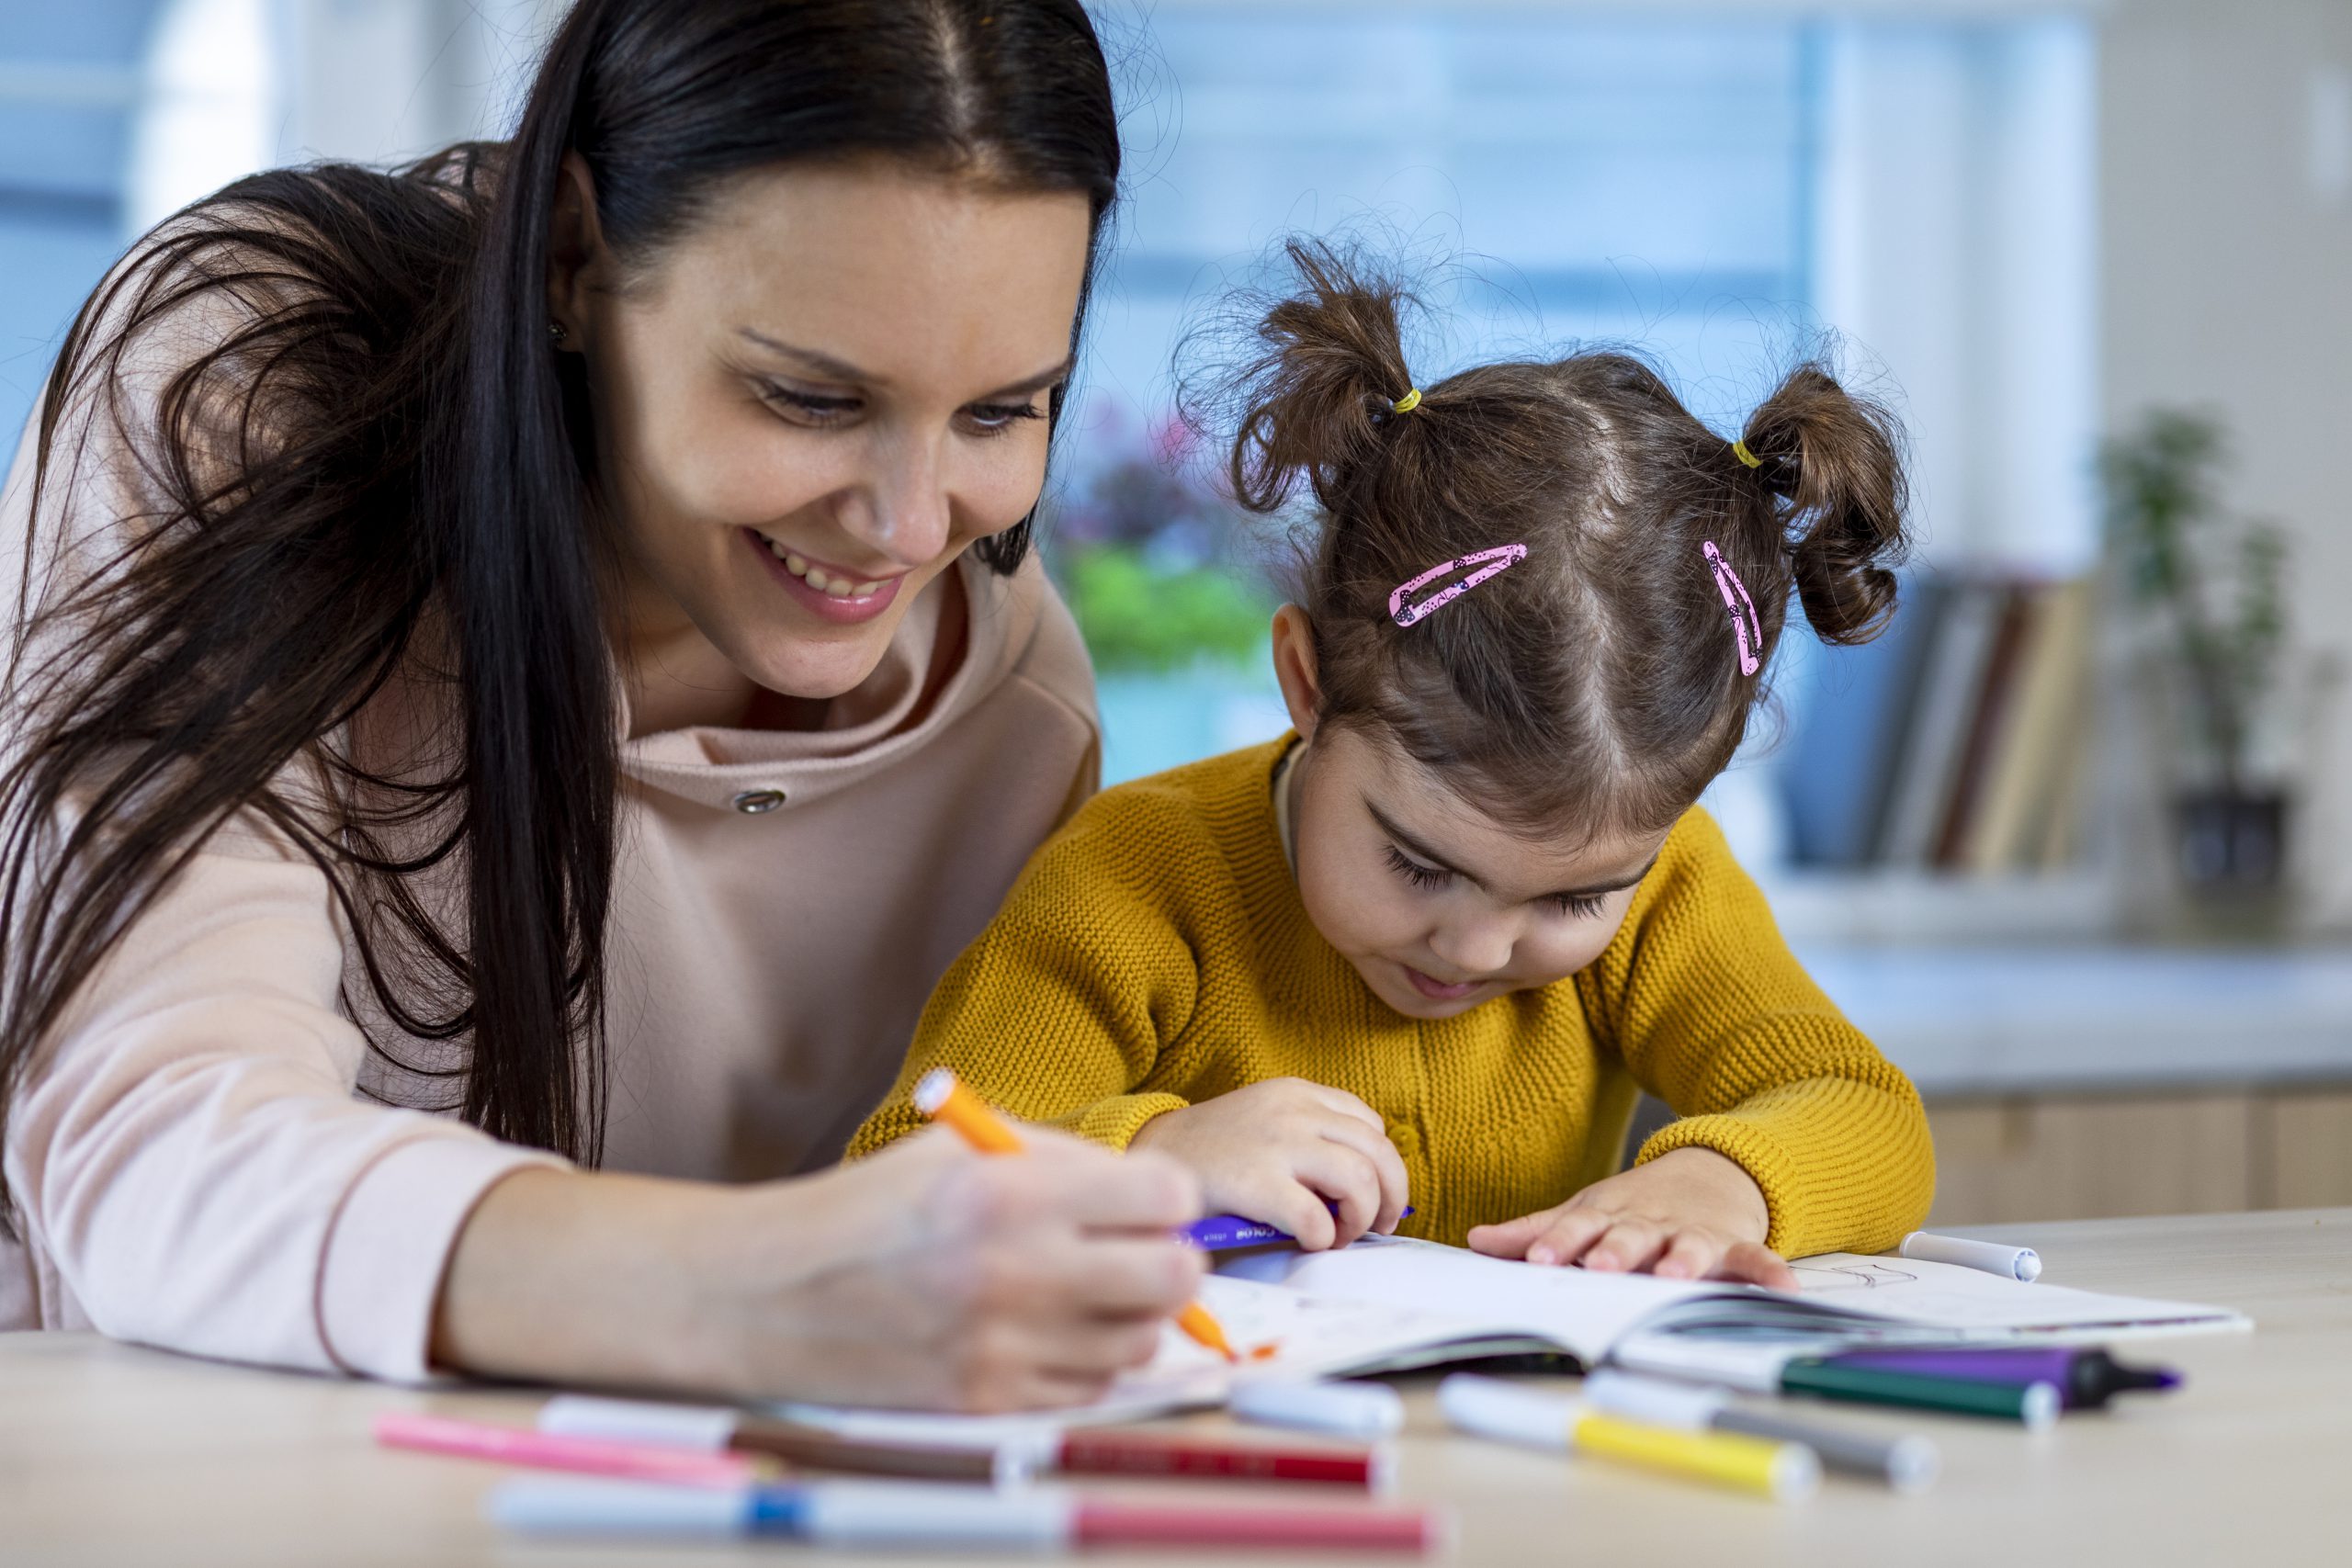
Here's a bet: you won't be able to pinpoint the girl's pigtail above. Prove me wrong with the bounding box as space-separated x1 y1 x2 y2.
1738 363 1910 644
1212 240 1419 517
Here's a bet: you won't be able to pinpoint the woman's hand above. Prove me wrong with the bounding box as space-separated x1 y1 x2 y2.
1464 1147 1796 1288
1126 1077 1409 1250
435 1125 1205 1413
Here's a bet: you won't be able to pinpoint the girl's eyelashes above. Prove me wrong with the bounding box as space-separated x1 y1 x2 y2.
1385 840 1611 919
1547 892 1611 919
1382 841 1451 892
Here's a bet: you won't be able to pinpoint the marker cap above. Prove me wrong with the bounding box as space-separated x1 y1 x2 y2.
490 1477 763 1538
1230 1379 1407 1441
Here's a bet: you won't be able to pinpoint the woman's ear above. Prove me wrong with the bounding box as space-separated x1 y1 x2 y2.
1270 604 1325 742
546 152 606 349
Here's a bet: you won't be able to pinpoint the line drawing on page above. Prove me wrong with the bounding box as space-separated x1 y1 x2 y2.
1791 1261 1921 1292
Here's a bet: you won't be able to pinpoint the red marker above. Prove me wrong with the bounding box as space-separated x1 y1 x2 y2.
537 1396 1393 1490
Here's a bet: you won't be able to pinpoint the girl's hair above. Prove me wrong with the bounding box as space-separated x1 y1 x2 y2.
0 0 1119 1226
1205 241 1908 841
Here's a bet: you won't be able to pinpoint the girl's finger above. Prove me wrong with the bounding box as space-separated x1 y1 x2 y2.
1578 1217 1671 1274
1290 1141 1382 1247
1305 1082 1388 1133
1464 1213 1548 1258
1256 1169 1340 1250
1713 1240 1800 1290
1525 1207 1615 1268
1651 1228 1723 1281
1315 1116 1412 1234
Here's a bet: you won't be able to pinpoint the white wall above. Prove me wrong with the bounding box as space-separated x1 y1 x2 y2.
2098 0 2352 930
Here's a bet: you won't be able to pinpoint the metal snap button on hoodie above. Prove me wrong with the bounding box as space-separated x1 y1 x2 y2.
730 788 786 815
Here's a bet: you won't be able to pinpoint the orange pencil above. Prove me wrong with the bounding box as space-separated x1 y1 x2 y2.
912 1068 1238 1363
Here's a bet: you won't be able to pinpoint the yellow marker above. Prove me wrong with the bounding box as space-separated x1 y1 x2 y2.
912 1068 1239 1364
1437 1374 1819 1501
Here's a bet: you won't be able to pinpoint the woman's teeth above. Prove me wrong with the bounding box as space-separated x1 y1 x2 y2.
763 537 886 601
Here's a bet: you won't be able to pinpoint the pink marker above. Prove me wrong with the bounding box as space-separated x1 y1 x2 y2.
375 1412 770 1489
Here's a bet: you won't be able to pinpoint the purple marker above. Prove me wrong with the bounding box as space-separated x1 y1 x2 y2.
1826 1348 2181 1410
1182 1208 1416 1250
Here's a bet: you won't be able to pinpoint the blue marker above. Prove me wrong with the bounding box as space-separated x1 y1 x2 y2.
1182 1207 1414 1249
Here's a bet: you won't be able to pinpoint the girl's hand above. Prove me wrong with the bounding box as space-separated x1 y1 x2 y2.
1126 1077 1409 1250
1464 1147 1797 1289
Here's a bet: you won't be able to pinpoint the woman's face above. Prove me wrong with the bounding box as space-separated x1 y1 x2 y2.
551 157 1092 709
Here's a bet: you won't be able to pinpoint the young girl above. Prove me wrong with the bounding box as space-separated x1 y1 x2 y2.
852 244 1934 1284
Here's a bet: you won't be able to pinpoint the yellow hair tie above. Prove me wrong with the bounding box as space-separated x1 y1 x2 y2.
1390 388 1422 414
1730 438 1763 469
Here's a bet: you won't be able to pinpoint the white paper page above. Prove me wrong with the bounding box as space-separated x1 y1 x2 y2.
1217 1233 1752 1364
1770 1253 2250 1334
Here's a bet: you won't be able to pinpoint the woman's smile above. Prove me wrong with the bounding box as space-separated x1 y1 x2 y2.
742 527 905 625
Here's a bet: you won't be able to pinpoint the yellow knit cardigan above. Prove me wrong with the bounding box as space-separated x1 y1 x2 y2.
851 739 1935 1256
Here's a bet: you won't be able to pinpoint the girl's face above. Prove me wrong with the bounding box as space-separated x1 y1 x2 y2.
1272 608 1669 1021
550 156 1092 722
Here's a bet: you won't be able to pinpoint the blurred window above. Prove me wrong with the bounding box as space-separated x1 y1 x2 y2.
0 2 165 448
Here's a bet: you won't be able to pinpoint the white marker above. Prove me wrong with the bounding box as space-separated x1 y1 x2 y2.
1898 1231 2042 1282
1229 1378 1407 1442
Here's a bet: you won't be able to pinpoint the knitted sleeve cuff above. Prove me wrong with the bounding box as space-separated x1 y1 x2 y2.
1634 1113 1802 1255
1059 1093 1193 1151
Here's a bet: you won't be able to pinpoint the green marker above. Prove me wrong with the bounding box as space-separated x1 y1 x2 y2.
1779 1360 2062 1428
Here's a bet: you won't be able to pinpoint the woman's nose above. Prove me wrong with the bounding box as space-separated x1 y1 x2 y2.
1426 912 1517 977
842 434 953 568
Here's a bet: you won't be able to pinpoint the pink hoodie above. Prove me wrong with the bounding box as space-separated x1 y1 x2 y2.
0 281 1099 1384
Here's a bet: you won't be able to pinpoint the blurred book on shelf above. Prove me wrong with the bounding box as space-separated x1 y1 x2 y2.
1779 572 2097 876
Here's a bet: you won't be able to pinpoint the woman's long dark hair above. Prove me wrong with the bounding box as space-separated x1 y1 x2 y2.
0 0 1121 1226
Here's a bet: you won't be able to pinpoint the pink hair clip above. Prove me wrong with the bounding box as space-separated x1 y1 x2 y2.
1702 539 1761 676
1388 544 1527 627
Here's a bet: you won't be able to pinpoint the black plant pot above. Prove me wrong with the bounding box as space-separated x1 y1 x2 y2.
2171 788 2288 893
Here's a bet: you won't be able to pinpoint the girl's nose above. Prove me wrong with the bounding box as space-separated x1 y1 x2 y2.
1426 913 1517 978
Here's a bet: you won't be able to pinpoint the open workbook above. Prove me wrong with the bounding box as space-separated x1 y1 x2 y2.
778 1234 2247 1442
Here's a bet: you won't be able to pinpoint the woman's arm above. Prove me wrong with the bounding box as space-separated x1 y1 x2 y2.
11 824 1201 1405
436 1130 1202 1410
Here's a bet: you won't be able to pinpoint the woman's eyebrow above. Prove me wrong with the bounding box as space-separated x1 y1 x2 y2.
736 328 1072 399
1366 799 1656 901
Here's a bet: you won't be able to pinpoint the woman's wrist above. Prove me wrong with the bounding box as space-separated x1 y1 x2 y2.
432 1165 759 1392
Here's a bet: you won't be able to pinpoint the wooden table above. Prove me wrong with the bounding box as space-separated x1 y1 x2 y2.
4 1210 2348 1565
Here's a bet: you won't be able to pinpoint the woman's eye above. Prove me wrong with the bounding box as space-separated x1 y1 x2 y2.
1547 893 1610 919
1383 843 1451 892
759 384 862 425
960 399 1048 435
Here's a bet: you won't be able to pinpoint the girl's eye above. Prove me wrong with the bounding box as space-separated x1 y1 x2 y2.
1383 843 1451 892
759 384 861 425
960 399 1048 435
1547 893 1611 919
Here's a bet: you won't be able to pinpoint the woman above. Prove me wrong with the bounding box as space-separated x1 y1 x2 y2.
0 0 1203 1411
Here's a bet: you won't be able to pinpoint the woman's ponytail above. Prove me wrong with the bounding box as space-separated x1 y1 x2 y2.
1738 362 1909 644
1206 240 1421 518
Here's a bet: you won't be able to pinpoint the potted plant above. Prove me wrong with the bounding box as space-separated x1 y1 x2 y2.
2101 410 2290 899
1047 410 1283 782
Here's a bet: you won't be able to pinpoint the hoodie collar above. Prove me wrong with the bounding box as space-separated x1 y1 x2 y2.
618 551 1046 813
